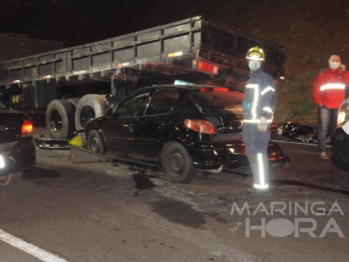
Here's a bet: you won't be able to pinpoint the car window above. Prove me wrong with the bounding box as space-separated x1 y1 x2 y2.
116 92 150 117
144 90 179 116
191 89 243 118
0 100 8 109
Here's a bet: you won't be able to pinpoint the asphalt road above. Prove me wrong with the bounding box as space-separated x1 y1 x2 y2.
0 137 348 262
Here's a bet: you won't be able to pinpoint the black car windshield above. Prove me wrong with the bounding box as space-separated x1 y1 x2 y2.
191 89 243 118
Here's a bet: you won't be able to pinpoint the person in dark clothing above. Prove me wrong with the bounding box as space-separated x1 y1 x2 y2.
242 46 276 193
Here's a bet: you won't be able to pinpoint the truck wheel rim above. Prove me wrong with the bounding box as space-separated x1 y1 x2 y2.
49 110 63 135
80 105 95 129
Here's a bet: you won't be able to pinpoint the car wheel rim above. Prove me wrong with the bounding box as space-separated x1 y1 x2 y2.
91 136 100 152
170 151 183 174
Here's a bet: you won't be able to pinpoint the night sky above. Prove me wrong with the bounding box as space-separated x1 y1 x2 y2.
1 0 250 48
2 0 349 75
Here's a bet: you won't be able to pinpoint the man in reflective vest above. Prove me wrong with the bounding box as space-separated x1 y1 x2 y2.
313 54 349 160
242 46 276 193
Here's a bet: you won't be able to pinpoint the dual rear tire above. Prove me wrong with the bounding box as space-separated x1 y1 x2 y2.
46 99 76 140
46 95 106 140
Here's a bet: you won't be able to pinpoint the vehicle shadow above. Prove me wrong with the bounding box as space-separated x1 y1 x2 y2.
24 166 61 181
274 179 349 196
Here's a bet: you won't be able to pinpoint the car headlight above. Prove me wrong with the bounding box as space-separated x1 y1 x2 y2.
0 155 5 168
337 101 349 128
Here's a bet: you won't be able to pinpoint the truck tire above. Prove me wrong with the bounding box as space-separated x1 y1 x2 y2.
46 99 76 139
163 142 196 183
75 94 106 142
0 172 23 186
67 98 81 107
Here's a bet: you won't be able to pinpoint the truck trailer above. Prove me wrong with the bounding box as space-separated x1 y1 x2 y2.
0 16 286 141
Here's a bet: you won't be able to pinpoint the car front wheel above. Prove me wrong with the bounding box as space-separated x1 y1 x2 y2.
0 172 23 186
87 130 106 155
163 142 196 183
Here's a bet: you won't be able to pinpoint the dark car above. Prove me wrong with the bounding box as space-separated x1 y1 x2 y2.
332 98 349 169
0 99 36 185
85 85 289 183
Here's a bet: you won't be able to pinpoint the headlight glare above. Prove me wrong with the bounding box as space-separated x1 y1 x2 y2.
337 102 349 128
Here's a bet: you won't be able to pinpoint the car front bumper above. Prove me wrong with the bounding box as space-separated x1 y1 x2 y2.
0 137 36 176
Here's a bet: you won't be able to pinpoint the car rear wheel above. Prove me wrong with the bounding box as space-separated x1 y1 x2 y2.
87 130 106 155
163 143 196 183
0 172 23 186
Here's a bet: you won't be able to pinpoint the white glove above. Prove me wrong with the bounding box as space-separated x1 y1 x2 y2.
257 117 268 133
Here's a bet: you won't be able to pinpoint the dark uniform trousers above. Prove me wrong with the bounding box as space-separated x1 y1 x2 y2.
243 122 270 189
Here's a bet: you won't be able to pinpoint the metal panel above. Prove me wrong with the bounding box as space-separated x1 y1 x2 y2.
72 47 91 56
113 48 134 63
39 63 54 76
92 52 111 68
163 35 191 54
138 42 161 59
24 66 37 79
138 30 162 41
72 57 90 71
34 80 58 108
55 52 67 74
91 42 111 52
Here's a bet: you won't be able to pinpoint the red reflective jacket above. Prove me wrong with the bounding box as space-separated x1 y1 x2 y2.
312 67 349 109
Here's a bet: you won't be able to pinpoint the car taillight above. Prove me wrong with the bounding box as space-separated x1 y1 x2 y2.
213 87 228 92
184 119 215 135
21 119 33 137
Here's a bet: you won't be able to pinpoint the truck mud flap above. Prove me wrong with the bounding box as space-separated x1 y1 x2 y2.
69 146 113 163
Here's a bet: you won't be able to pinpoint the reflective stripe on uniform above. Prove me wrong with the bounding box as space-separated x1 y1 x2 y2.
252 85 259 119
253 153 269 190
244 83 260 120
257 153 265 186
246 84 258 89
254 184 269 189
243 119 272 123
320 83 345 91
263 107 273 113
261 86 275 95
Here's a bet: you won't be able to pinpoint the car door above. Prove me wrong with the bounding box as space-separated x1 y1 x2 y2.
132 89 180 162
103 92 150 157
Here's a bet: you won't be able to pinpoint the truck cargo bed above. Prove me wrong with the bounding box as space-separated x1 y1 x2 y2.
0 16 285 90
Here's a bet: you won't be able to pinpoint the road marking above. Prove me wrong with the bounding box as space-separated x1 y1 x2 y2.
0 229 69 262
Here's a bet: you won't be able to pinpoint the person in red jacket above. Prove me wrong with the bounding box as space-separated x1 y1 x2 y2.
312 54 349 159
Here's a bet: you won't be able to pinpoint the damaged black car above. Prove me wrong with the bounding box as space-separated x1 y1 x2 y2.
85 85 289 183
